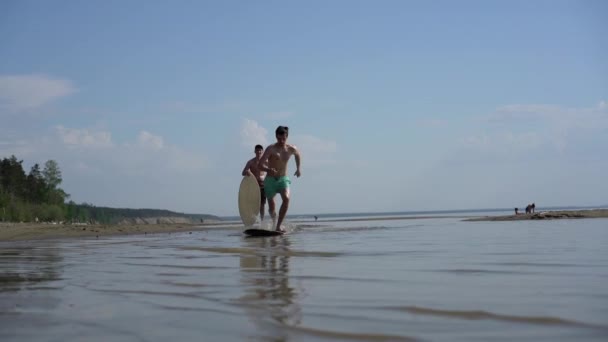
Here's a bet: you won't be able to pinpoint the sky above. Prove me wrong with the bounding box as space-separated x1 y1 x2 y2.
1 0 607 216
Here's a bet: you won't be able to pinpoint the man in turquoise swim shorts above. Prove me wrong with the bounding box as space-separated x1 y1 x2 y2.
263 175 291 200
257 126 302 233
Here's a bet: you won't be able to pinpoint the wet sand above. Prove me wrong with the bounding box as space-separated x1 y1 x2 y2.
0 222 234 242
0 216 468 242
0 215 476 242
465 209 608 222
2 209 606 241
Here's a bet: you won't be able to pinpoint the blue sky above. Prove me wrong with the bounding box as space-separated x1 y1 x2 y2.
1 0 606 216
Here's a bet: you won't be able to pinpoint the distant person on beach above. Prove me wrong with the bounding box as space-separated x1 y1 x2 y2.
314 215 318 221
531 203 536 213
514 208 519 215
242 144 267 221
257 126 302 232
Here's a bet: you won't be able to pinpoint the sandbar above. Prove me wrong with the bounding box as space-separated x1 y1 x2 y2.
465 209 608 222
0 221 241 242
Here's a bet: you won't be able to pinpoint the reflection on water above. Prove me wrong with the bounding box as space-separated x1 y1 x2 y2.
239 236 301 335
1 218 607 342
0 243 64 339
0 245 63 290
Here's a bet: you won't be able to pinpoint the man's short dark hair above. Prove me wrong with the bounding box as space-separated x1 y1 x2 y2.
275 126 289 135
255 144 263 150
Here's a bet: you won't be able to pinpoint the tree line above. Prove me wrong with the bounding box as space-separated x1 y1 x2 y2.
0 156 68 222
1 155 219 224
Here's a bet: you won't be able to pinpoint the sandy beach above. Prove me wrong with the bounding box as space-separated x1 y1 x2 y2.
465 209 608 222
0 221 240 242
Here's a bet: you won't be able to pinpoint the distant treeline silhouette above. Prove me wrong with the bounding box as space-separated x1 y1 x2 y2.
1 155 218 223
65 203 219 224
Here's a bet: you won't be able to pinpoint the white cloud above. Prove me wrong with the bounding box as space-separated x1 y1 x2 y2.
462 134 490 148
0 74 76 112
290 134 338 167
488 101 608 130
292 134 337 154
463 131 542 151
42 126 206 176
137 131 164 149
239 119 338 167
465 101 608 153
55 125 114 148
163 146 206 171
504 131 543 149
240 118 269 148
1 126 209 210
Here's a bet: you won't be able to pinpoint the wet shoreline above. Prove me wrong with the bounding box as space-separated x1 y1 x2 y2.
465 209 608 222
1 209 607 242
0 222 228 242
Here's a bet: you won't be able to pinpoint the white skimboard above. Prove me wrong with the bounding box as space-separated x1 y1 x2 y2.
238 175 261 227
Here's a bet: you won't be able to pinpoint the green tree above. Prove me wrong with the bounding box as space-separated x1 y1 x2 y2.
26 163 47 203
42 160 62 189
0 156 27 200
41 160 69 205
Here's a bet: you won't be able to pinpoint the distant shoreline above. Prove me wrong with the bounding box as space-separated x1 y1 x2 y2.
2 209 607 242
464 209 608 222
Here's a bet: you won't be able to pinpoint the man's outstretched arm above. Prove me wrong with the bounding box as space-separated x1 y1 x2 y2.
293 147 302 177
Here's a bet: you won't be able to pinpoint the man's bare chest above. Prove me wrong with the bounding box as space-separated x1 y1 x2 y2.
269 148 291 162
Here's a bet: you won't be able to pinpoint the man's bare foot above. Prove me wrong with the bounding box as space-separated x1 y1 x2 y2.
275 225 286 233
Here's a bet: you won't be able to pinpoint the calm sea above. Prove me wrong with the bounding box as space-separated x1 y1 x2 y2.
1 215 607 341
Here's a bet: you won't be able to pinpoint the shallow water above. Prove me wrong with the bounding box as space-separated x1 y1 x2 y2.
1 217 607 341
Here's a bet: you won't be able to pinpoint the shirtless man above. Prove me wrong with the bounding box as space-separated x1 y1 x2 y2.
257 126 302 232
241 144 267 221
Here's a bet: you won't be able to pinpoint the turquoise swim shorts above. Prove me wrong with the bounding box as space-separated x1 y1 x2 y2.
263 176 291 199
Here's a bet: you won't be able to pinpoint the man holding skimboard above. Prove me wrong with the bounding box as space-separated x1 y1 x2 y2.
257 126 302 233
241 144 267 221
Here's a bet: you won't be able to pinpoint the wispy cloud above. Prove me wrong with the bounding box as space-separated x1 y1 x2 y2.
0 126 208 210
137 131 164 149
487 101 608 130
240 118 269 148
56 125 114 148
462 131 543 151
291 134 338 167
239 119 338 167
292 134 337 153
0 74 76 113
44 126 207 176
465 101 608 153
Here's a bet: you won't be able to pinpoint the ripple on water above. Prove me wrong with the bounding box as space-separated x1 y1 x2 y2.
387 306 608 330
